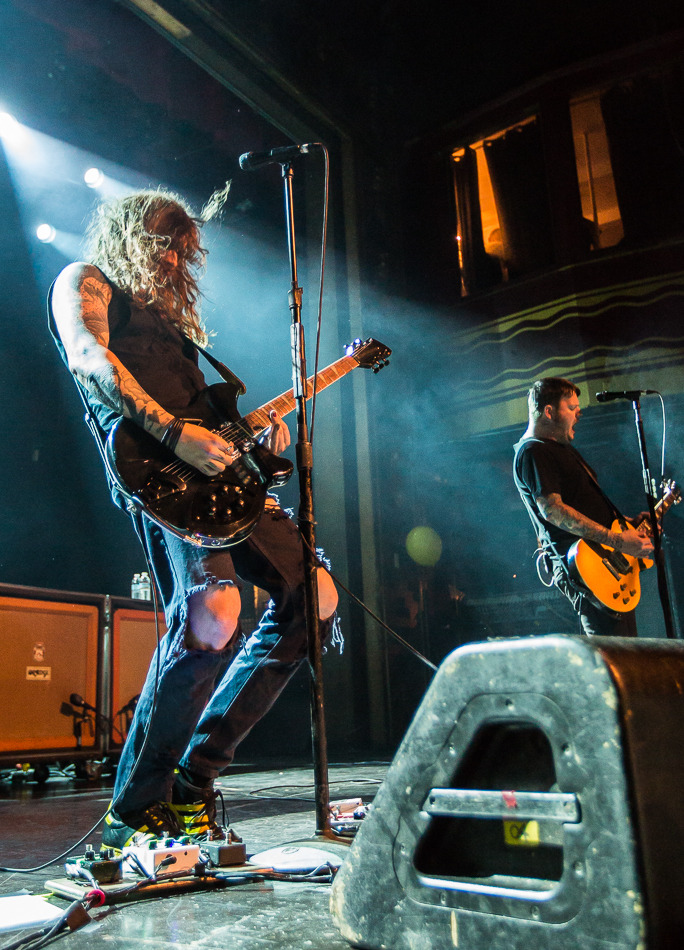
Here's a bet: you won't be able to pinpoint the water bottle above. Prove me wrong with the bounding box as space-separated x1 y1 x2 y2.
139 572 151 600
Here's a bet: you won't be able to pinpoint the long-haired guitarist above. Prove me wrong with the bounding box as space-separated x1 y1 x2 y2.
513 377 653 636
49 188 339 851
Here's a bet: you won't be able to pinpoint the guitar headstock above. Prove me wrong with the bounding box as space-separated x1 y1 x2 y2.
661 478 682 509
344 338 391 373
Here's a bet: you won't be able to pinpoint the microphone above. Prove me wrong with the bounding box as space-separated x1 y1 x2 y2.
595 390 657 403
69 692 96 712
238 143 317 171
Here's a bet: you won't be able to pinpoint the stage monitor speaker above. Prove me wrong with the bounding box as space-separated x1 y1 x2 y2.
110 607 165 745
331 634 684 950
0 594 100 753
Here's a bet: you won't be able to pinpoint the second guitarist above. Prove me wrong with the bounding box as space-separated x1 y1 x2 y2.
514 377 654 636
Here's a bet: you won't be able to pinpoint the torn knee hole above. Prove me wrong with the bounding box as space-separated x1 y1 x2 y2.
185 582 241 652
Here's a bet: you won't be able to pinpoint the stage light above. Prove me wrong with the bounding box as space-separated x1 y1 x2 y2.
84 166 104 188
36 223 56 243
0 111 25 146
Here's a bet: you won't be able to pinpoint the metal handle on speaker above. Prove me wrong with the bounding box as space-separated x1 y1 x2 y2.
423 788 581 823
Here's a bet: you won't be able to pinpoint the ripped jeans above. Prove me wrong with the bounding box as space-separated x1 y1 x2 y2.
112 501 335 816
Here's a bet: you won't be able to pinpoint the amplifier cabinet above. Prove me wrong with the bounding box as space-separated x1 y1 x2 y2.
109 604 165 746
0 592 100 754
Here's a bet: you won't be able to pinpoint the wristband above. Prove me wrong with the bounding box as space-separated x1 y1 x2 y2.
161 417 185 453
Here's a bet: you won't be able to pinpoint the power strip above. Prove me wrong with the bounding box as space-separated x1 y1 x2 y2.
123 841 200 877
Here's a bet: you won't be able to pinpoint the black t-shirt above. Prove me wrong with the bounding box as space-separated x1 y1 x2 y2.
513 437 618 555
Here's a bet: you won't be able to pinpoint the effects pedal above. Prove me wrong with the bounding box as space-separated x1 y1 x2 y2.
123 839 200 877
65 847 123 885
200 834 247 867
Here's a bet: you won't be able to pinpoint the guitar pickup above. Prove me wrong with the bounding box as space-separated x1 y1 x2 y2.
602 558 622 581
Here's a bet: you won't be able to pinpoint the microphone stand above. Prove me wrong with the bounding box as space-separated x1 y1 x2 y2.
279 160 331 835
631 396 678 638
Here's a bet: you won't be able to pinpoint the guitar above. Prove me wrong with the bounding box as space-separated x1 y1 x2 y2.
567 479 680 612
105 337 391 548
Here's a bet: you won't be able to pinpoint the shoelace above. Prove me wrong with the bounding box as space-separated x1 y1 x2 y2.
145 800 184 838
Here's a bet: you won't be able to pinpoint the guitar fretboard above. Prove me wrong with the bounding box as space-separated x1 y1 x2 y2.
242 355 358 434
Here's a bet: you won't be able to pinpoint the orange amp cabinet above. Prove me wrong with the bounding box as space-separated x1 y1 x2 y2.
0 583 104 772
107 598 165 748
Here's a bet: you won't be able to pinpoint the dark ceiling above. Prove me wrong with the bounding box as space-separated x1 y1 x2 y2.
147 0 684 143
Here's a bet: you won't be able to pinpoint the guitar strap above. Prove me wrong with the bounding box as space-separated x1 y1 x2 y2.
567 446 626 527
184 336 247 396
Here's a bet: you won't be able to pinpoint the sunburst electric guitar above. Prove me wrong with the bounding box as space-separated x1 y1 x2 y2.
106 337 390 548
567 479 680 612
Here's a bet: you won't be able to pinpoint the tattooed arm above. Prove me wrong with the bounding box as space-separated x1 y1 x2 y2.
537 492 654 559
51 262 235 475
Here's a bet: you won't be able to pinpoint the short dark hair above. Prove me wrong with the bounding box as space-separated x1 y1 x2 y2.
527 377 580 420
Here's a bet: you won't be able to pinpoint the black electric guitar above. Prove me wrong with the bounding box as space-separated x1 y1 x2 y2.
567 479 680 612
105 338 391 547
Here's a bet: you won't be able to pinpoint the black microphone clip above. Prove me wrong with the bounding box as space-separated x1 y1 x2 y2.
238 143 318 172
595 389 657 403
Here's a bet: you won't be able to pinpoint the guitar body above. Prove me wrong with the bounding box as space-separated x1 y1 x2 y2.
104 337 391 548
567 522 642 613
566 481 680 612
106 383 294 548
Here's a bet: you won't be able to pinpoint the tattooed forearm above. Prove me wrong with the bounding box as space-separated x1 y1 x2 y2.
537 493 624 550
78 363 171 439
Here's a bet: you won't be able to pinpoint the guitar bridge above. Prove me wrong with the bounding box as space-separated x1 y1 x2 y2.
142 472 188 503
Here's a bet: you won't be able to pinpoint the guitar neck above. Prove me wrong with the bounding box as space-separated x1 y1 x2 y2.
243 355 359 434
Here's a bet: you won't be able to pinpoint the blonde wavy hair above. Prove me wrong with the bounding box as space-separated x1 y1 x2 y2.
86 187 228 345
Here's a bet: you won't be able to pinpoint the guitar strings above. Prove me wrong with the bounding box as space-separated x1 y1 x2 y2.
157 416 267 482
154 351 365 482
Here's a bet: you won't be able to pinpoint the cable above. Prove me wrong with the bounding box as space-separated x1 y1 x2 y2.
0 813 107 875
247 778 382 802
655 391 666 482
298 531 438 673
309 144 330 445
0 892 102 950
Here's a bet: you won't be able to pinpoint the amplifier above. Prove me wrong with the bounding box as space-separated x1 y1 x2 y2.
0 592 100 755
109 606 165 745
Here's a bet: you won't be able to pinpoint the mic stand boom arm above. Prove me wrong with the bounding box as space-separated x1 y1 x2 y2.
280 160 331 835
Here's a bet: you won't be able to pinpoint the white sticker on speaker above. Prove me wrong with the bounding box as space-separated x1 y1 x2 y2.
26 667 51 682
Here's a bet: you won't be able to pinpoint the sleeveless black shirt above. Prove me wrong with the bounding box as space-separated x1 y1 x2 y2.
49 265 208 436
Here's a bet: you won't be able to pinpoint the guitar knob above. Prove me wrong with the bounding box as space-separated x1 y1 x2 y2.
622 597 630 604
613 592 619 600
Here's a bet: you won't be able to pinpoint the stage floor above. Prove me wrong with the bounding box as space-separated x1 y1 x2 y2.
0 760 388 949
